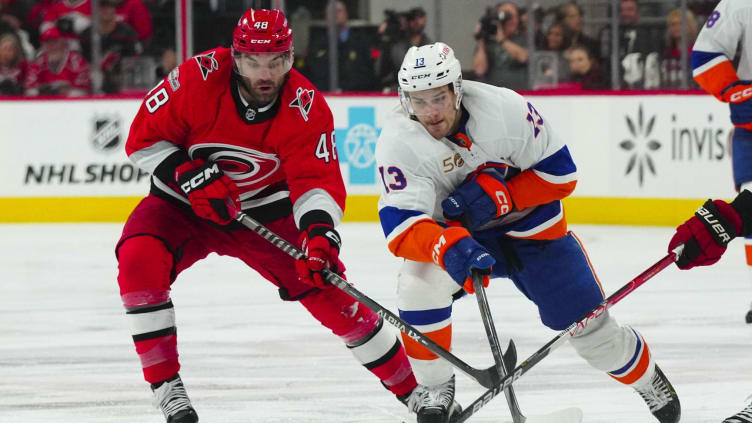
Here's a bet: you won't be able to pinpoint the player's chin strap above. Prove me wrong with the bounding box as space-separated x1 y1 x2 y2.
234 211 507 389
450 244 683 423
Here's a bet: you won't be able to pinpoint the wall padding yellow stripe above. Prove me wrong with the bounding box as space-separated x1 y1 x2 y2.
0 196 715 226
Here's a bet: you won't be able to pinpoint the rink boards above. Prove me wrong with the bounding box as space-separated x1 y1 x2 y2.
0 93 735 225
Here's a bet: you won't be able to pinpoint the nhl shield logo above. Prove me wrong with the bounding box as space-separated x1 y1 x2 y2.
289 87 314 121
91 114 122 152
194 51 218 81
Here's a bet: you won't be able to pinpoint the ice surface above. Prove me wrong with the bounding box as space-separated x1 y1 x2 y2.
1 223 751 422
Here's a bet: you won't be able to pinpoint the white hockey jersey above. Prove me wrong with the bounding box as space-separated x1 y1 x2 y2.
691 0 752 125
376 80 577 262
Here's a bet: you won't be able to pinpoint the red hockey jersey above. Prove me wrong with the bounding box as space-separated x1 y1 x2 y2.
126 47 345 227
25 49 91 96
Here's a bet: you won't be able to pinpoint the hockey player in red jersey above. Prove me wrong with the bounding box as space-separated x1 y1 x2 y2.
116 9 418 423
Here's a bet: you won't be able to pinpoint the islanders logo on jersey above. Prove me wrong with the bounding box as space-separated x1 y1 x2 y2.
189 143 280 187
289 87 314 122
194 51 219 81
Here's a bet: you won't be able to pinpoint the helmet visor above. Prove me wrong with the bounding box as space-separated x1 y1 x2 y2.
400 87 455 117
233 51 292 79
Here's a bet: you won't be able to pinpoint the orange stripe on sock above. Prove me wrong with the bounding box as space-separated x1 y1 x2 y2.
401 325 452 361
744 244 752 266
610 339 651 385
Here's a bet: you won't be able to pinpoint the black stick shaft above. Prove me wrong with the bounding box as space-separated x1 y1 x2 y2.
235 212 501 388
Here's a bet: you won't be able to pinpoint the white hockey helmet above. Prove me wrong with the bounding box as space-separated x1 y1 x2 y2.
397 42 463 116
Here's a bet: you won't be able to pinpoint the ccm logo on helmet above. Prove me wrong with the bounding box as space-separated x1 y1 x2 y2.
251 39 271 44
411 73 431 80
180 163 221 194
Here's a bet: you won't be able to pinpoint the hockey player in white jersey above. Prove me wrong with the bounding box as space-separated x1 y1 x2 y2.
376 42 680 423
690 0 752 324
669 1 752 421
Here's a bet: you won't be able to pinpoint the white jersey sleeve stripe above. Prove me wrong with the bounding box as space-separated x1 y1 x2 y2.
506 207 564 238
692 55 730 77
532 169 578 184
385 213 434 245
128 141 180 175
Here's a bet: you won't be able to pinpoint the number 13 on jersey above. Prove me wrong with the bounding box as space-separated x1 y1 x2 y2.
379 166 407 193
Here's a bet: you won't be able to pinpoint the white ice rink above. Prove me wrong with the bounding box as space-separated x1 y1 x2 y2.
2 222 752 423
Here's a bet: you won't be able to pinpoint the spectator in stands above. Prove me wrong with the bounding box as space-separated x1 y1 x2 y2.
518 5 546 50
40 0 92 43
599 0 661 89
154 47 175 80
25 27 90 96
0 32 25 95
567 44 607 90
26 0 56 47
540 22 572 85
303 0 377 92
40 0 152 47
557 2 600 61
660 8 698 89
0 0 34 59
472 1 529 90
113 0 151 43
80 0 141 94
377 7 431 92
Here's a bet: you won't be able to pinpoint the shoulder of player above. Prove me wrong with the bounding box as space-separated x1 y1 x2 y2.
278 69 333 125
719 0 752 18
464 80 528 126
173 47 231 89
377 111 429 165
464 80 525 108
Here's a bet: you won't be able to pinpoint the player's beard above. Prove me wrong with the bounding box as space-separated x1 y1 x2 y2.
239 74 286 108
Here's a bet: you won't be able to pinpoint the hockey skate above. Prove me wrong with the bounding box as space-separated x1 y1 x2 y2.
723 398 752 423
745 303 752 324
151 373 199 423
409 375 462 423
633 365 680 423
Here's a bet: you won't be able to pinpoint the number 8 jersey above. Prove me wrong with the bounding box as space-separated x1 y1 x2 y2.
376 80 578 262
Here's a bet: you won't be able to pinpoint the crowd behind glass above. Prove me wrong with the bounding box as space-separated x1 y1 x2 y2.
0 0 718 97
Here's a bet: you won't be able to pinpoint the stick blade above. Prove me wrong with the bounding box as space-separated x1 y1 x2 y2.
524 407 583 423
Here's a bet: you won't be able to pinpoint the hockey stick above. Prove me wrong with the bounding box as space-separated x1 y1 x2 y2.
234 212 505 389
471 270 526 423
449 246 682 423
472 271 583 423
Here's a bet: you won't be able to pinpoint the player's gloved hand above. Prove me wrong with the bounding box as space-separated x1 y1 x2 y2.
296 223 343 288
720 80 752 104
442 172 514 230
431 226 495 294
175 158 240 225
668 199 742 270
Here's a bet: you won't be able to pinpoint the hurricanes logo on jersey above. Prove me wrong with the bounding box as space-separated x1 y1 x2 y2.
289 87 315 122
194 52 218 81
189 143 280 187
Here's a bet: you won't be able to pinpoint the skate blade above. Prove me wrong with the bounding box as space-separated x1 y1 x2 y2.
517 407 583 423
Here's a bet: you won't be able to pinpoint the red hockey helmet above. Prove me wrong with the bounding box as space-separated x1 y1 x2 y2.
232 8 293 54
